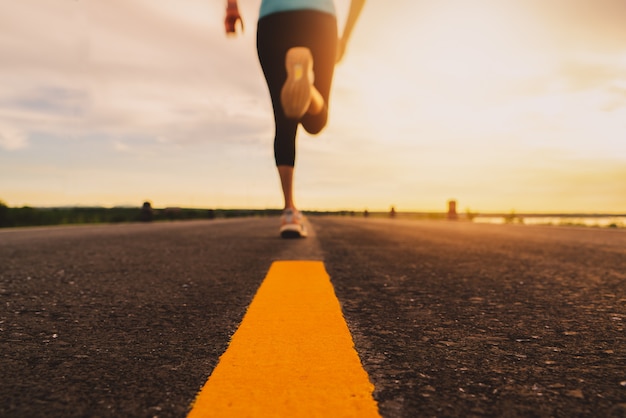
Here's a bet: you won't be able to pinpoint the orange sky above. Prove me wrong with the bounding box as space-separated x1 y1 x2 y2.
1 0 625 213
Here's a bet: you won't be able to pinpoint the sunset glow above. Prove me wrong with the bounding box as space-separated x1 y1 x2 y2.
1 0 625 213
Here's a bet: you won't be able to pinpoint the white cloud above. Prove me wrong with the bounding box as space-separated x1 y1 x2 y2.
0 0 266 149
113 140 130 153
0 122 29 151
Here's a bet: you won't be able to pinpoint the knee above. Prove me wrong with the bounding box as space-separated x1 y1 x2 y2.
302 123 325 135
301 110 328 135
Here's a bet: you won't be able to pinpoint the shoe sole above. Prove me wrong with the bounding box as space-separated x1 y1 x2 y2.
280 223 308 239
281 47 313 119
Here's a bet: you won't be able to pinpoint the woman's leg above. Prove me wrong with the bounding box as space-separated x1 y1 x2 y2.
257 11 338 216
299 16 338 135
277 165 295 209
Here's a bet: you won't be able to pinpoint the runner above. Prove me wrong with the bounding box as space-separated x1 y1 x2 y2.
225 0 366 238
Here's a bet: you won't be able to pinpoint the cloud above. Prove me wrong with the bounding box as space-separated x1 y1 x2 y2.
0 122 29 151
0 0 267 149
112 140 130 153
555 51 626 101
0 86 88 122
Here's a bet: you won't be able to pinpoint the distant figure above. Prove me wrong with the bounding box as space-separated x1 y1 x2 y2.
140 201 153 222
390 206 396 218
225 0 366 238
447 199 458 221
363 209 369 218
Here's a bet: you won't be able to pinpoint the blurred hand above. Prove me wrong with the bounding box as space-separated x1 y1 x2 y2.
224 6 243 36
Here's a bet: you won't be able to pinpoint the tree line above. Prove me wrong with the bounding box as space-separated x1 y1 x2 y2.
0 201 282 228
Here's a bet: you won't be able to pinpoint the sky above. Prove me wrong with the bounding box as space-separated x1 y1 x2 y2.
1 0 625 213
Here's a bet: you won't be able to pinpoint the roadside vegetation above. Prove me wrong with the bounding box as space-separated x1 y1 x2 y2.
0 200 281 228
1 200 622 229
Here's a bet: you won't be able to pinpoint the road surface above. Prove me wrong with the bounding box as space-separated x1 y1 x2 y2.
1 217 625 417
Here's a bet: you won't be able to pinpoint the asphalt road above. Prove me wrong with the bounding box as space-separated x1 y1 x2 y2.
1 217 625 417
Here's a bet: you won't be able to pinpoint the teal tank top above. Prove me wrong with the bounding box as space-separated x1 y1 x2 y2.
259 0 336 18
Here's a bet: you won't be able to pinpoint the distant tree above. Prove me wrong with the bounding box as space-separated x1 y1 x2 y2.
465 208 477 221
0 200 8 227
503 210 517 224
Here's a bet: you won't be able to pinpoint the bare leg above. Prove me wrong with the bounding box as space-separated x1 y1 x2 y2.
277 165 296 210
277 165 307 238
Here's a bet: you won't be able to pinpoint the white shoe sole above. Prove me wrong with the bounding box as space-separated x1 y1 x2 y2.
281 47 314 119
280 223 308 239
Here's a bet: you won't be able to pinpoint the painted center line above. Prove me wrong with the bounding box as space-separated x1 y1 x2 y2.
188 260 380 417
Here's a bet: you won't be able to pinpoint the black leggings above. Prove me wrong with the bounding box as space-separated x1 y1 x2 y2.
257 10 338 167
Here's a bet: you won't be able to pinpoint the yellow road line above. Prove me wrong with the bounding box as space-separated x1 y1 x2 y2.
188 261 380 417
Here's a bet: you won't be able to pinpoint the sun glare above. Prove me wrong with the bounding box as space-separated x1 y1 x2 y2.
417 3 532 77
339 1 548 141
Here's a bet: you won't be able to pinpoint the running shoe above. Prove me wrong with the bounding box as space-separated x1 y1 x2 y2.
281 47 316 119
279 208 308 238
